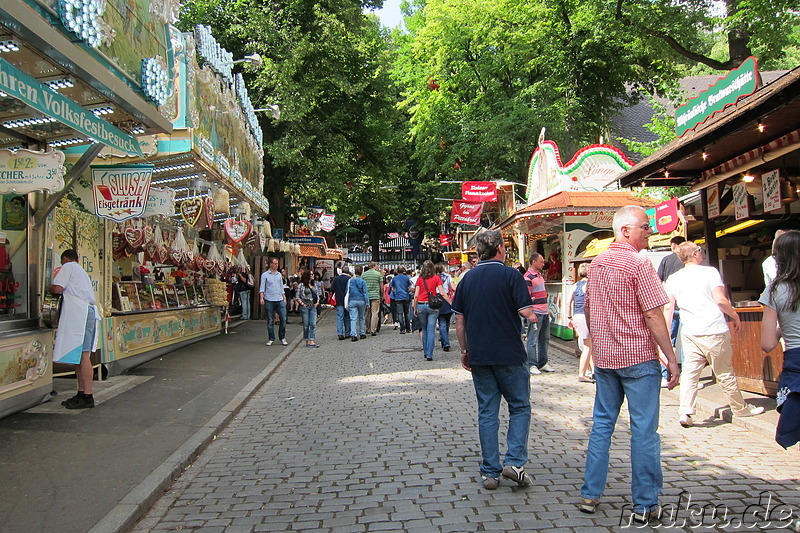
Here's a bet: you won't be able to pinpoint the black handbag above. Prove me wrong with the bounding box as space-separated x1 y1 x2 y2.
424 277 443 310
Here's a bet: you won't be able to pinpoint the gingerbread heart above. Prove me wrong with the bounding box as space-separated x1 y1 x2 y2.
195 255 206 270
203 259 216 273
143 224 154 244
170 250 184 266
204 197 215 229
144 242 157 262
155 246 168 265
180 198 203 227
124 227 145 249
224 219 252 243
112 233 127 255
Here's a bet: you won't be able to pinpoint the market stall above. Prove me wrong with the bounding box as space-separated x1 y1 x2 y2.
0 0 174 416
495 139 656 340
612 60 800 396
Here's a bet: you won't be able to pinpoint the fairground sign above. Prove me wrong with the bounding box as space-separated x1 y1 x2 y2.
91 164 154 222
0 58 143 157
676 57 759 137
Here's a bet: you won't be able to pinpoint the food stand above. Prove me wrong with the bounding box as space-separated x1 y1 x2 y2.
612 61 800 396
494 139 657 340
0 0 174 416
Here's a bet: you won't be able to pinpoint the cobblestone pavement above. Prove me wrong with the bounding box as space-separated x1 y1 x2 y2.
133 314 800 532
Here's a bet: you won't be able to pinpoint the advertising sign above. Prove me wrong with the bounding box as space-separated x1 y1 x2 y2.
732 182 750 221
439 234 453 247
654 197 680 234
707 183 722 218
91 164 154 222
0 148 66 194
462 181 497 203
0 58 143 156
142 187 175 217
676 57 759 137
450 201 483 225
762 170 782 213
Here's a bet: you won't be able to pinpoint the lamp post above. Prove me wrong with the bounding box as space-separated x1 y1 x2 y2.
253 105 281 120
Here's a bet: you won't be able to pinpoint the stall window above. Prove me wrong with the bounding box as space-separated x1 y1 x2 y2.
0 195 29 321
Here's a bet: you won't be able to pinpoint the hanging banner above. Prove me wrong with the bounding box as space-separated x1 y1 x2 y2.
654 197 680 234
439 234 454 247
462 181 497 203
450 201 483 225
143 187 175 217
732 182 750 221
91 164 154 222
707 183 722 218
762 169 782 213
0 149 66 194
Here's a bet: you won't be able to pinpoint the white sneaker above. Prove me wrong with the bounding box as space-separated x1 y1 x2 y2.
737 404 765 417
679 414 693 428
529 366 541 375
539 363 555 372
265 340 274 346
281 339 288 346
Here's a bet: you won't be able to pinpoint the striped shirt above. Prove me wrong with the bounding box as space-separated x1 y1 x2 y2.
585 241 668 369
523 268 549 313
361 268 383 300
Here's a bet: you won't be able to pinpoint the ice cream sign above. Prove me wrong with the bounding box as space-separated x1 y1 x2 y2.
91 164 154 222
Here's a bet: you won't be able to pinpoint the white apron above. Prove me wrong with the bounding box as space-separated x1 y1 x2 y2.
53 293 99 364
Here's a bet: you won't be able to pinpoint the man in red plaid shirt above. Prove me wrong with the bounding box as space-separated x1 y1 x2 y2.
578 205 679 525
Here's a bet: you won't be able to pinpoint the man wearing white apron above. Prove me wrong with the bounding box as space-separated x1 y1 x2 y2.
49 249 100 409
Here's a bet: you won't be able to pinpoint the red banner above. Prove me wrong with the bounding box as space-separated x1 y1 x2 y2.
462 181 497 202
439 234 454 247
654 197 679 234
451 201 483 225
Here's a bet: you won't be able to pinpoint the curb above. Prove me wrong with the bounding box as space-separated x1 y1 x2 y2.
88 330 305 533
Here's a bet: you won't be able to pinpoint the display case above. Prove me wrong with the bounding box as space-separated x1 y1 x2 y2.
111 282 210 314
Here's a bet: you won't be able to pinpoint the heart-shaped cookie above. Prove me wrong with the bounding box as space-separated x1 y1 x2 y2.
144 242 157 262
113 233 127 255
224 219 252 243
155 246 168 265
143 224 154 244
124 227 145 249
170 250 184 266
204 197 215 229
203 259 216 273
180 198 203 227
195 255 206 270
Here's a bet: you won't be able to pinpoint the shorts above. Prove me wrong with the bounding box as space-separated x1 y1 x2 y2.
82 306 97 351
572 313 590 339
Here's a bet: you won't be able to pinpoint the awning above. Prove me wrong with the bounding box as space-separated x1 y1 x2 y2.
494 191 659 230
613 67 800 189
299 243 327 258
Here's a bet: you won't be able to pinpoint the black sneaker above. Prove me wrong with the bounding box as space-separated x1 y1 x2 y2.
443 346 450 352
360 334 367 339
65 396 94 409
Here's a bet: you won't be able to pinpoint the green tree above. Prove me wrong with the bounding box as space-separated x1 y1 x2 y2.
179 0 408 241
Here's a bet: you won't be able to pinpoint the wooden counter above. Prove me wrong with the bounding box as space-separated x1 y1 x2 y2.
730 305 783 397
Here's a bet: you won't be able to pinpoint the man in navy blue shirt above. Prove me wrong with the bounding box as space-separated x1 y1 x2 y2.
452 230 538 490
389 266 412 333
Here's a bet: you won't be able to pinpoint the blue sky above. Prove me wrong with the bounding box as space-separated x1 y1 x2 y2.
371 0 404 29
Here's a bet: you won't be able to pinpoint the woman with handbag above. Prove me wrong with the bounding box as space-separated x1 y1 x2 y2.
296 270 320 347
413 260 452 361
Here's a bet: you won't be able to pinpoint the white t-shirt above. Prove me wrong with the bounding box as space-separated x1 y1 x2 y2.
664 264 727 335
53 261 96 305
762 255 777 288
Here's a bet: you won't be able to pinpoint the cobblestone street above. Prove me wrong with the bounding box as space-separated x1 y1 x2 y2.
133 313 800 532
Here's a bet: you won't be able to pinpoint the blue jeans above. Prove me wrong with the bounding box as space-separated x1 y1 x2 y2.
395 300 410 332
335 305 351 336
438 313 452 348
526 312 551 369
300 305 317 341
471 364 531 477
264 300 287 341
417 303 439 359
239 290 251 320
348 300 366 336
582 360 662 513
